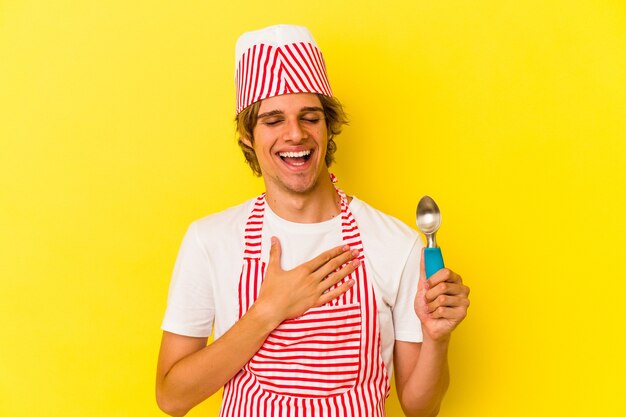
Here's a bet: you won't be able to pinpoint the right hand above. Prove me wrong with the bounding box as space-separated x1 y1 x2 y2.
255 236 360 324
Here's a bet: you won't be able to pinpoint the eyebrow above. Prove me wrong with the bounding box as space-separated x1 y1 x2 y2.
257 106 324 119
300 106 324 113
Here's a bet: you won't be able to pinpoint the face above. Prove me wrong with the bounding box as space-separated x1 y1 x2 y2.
245 93 329 195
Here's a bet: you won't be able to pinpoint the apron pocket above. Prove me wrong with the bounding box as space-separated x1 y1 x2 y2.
249 302 362 398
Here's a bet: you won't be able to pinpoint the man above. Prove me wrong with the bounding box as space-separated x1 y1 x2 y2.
156 24 470 417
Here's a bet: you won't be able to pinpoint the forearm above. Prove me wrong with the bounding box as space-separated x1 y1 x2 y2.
156 302 280 417
399 337 450 417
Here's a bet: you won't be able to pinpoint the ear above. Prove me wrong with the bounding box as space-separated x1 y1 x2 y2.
240 135 253 148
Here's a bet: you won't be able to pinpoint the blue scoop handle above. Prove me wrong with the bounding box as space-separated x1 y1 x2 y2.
424 247 445 279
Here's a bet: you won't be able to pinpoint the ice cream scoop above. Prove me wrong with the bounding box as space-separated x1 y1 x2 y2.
416 196 445 279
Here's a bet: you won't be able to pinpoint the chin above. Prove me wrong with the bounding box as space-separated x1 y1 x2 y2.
279 174 321 194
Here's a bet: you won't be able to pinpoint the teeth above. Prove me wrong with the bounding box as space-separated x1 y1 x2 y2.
278 150 311 158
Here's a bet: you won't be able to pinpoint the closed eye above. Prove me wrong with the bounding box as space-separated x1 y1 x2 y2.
262 118 283 126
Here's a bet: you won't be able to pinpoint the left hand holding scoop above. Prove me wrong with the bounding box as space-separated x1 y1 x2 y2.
414 248 471 342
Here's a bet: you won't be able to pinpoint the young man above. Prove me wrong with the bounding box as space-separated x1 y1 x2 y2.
156 25 470 417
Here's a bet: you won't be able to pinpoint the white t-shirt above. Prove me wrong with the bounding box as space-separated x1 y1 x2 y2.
162 196 424 377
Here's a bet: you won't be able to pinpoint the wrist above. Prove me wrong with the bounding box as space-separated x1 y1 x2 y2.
248 300 283 334
422 333 451 350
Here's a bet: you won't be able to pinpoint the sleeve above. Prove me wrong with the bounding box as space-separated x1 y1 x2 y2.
392 239 424 343
161 221 215 337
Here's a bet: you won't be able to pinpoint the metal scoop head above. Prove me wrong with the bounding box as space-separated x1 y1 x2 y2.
416 195 442 248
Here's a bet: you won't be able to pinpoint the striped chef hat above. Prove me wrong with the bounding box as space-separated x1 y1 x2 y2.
235 24 333 114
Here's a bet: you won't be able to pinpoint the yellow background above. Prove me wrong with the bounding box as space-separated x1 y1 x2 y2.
1 0 625 416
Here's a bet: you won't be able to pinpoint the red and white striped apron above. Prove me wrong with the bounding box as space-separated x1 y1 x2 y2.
220 189 390 416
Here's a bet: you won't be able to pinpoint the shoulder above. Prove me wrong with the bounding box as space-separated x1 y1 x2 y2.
190 197 257 253
349 196 419 245
349 196 422 280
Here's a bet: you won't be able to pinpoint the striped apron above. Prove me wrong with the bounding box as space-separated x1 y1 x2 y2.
220 189 390 416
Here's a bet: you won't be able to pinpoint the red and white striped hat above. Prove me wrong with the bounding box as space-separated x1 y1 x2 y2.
235 24 333 114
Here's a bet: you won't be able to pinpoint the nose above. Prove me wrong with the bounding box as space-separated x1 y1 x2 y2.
283 117 307 142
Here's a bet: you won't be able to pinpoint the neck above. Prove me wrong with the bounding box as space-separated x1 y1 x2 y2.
264 174 341 223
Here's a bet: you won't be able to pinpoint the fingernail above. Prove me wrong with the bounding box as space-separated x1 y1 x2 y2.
351 249 359 257
342 245 350 251
271 237 277 246
352 259 361 267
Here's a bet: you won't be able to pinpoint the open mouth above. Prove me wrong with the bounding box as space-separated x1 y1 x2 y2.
277 150 312 167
